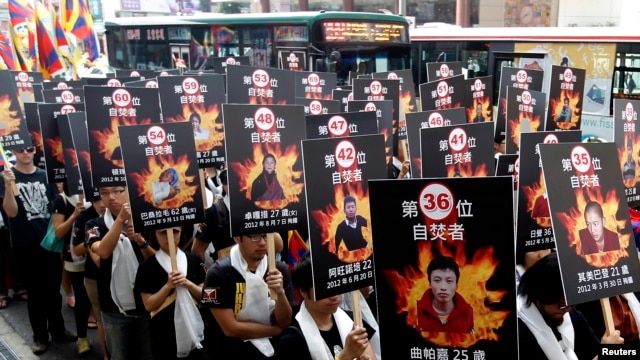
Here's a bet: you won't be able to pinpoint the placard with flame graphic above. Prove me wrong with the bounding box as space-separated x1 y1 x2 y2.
426 62 464 83
332 89 352 112
9 71 43 112
85 86 161 187
495 67 544 139
123 79 159 89
420 122 495 179
419 75 466 116
118 122 204 233
304 112 378 140
462 76 494 124
613 99 640 207
347 100 394 176
545 65 585 131
373 69 418 138
158 75 227 168
56 114 83 196
539 142 640 305
115 69 155 80
504 87 546 154
406 108 467 178
66 112 100 201
0 71 32 151
41 79 87 90
223 104 306 237
38 103 85 183
369 177 517 358
353 79 401 162
302 134 386 300
42 88 85 104
295 97 341 116
516 131 582 255
294 71 337 100
203 56 249 74
23 102 45 169
226 65 296 105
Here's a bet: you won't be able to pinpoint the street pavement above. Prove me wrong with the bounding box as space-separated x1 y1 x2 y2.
0 292 104 359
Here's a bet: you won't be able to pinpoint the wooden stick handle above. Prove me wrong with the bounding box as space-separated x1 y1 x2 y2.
601 297 615 336
167 228 178 272
351 289 362 327
267 233 277 300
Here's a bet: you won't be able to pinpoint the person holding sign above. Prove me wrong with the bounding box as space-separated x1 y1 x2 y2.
278 252 377 360
417 256 474 334
579 201 621 255
334 195 369 253
517 252 623 360
153 168 181 204
251 154 285 201
135 226 207 360
200 232 296 359
86 187 155 360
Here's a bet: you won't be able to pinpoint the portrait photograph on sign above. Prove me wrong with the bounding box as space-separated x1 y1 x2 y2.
84 86 161 187
504 87 547 154
226 65 296 105
158 74 227 167
23 102 45 169
305 111 378 140
118 122 205 232
303 134 386 300
545 65 585 131
295 97 341 116
539 142 640 305
223 104 306 236
420 122 495 179
0 71 32 151
495 67 544 138
369 176 517 359
38 102 85 183
613 99 640 206
406 108 467 178
425 61 464 82
462 76 494 123
516 130 581 255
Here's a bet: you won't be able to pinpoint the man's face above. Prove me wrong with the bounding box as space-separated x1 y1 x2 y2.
12 147 35 166
238 234 268 262
476 104 482 116
160 171 172 183
429 268 457 303
585 210 605 242
344 201 356 221
99 187 127 212
537 298 571 326
192 117 200 131
302 288 341 316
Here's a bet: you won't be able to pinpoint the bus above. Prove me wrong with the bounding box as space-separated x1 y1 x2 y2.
104 11 411 85
409 26 640 117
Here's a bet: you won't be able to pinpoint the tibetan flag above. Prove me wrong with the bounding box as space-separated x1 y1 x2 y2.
0 32 17 70
35 1 67 78
60 0 100 61
287 229 309 303
8 0 37 71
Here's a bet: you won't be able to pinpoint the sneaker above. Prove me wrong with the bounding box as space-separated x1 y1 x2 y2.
31 340 49 355
77 337 91 355
51 330 77 342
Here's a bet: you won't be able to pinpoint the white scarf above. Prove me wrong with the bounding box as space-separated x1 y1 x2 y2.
622 293 640 332
517 295 578 360
339 291 381 360
105 209 139 314
156 249 205 358
296 301 353 360
230 245 275 357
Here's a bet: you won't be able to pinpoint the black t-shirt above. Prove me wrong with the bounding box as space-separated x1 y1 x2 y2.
195 198 234 254
71 205 102 279
53 194 75 262
85 214 146 314
135 252 206 360
0 167 56 248
517 308 600 360
200 257 297 359
278 310 376 360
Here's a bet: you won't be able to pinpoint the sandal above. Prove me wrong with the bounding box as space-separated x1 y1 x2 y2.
15 290 27 301
0 296 9 309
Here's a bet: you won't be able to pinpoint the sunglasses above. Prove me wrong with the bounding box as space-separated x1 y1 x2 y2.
18 147 35 153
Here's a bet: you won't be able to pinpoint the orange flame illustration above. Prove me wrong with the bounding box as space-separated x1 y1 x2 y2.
466 98 492 122
446 162 489 178
550 91 581 130
557 187 631 267
0 96 23 136
382 240 509 347
45 137 64 164
400 90 416 115
30 130 43 152
164 103 223 152
130 154 198 210
616 135 640 189
509 114 541 150
311 183 372 263
230 143 303 209
248 96 288 105
522 172 551 228
78 150 91 173
89 117 153 167
64 148 79 168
